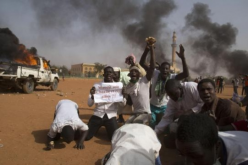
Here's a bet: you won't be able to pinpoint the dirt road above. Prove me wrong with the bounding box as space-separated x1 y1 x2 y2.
0 78 245 165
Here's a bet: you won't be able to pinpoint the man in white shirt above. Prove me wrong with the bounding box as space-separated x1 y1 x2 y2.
155 79 203 148
46 99 89 150
124 41 155 124
155 79 203 134
140 44 189 129
176 114 248 165
87 66 126 141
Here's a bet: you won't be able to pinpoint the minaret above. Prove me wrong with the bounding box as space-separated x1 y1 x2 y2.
171 31 177 70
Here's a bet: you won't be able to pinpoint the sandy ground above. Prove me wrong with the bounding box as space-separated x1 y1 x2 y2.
0 78 246 165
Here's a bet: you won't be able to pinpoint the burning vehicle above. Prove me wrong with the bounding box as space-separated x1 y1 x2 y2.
0 28 59 93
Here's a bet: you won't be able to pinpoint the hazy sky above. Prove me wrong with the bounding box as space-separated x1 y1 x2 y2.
0 0 247 77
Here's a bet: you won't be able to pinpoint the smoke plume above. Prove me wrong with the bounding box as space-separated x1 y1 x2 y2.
30 0 176 62
184 3 248 76
0 28 37 65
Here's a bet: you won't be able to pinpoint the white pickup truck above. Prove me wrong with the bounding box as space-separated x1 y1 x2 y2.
0 56 59 93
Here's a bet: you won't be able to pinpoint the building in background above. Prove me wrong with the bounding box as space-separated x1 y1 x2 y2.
71 32 180 77
171 31 180 73
71 63 96 77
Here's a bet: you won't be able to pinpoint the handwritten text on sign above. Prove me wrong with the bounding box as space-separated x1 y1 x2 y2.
94 82 123 103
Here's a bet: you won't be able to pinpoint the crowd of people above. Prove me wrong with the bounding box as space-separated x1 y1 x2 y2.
45 37 248 165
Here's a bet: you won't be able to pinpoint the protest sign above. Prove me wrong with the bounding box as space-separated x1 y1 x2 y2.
94 82 123 103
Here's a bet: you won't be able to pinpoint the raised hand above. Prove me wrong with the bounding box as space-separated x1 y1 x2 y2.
145 37 156 46
176 44 185 59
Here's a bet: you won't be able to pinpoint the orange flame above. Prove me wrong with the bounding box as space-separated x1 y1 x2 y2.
43 61 49 69
14 44 38 65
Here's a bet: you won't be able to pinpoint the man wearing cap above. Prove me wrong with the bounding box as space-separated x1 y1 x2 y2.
124 41 155 124
125 54 146 77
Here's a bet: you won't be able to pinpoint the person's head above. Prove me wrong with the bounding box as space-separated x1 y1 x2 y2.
160 62 171 80
176 114 220 165
165 79 183 102
129 66 141 82
103 66 114 82
61 125 75 144
113 67 121 82
197 79 216 105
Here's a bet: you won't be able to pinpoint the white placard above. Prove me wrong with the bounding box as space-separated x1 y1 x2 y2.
94 82 123 103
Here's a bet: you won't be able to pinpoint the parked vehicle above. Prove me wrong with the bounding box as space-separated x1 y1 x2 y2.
0 56 59 93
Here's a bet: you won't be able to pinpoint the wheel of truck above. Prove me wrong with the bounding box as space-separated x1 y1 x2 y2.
50 79 58 91
22 79 34 94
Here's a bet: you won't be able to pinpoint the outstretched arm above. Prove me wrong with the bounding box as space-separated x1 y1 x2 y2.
175 44 189 81
146 45 155 81
139 45 150 71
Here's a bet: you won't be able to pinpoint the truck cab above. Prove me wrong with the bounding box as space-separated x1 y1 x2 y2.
0 56 59 93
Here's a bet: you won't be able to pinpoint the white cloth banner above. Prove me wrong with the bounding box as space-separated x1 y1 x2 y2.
94 82 123 103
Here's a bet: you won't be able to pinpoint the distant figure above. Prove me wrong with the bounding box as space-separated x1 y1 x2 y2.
245 74 248 95
62 73 65 81
217 76 224 93
241 74 248 96
242 78 246 95
46 99 89 150
212 78 216 85
232 77 239 94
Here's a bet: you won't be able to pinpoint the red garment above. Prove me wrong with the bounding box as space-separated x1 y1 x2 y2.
245 76 248 86
217 80 220 86
231 120 248 132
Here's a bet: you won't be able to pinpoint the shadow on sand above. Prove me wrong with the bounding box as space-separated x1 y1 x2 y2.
31 129 66 150
79 114 92 120
95 159 102 165
94 127 111 146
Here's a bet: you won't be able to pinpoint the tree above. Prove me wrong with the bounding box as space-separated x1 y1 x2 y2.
94 62 106 78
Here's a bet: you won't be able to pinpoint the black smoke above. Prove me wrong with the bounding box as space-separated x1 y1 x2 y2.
0 28 19 61
184 3 248 75
0 28 37 64
30 0 176 62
